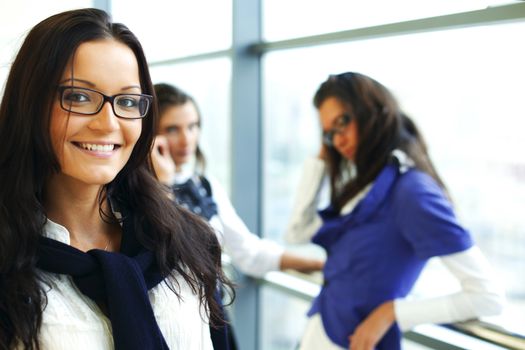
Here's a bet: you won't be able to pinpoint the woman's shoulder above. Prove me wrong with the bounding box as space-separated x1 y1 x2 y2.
394 168 443 197
387 168 451 214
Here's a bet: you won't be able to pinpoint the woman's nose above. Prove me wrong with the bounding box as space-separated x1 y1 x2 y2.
178 129 190 145
333 131 346 148
89 101 119 131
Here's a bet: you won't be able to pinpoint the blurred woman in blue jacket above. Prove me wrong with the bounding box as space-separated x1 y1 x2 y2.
286 72 504 350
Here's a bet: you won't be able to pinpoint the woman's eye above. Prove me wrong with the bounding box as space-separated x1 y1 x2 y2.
117 96 139 108
333 114 351 129
188 122 199 131
165 126 179 134
64 92 90 103
334 118 346 128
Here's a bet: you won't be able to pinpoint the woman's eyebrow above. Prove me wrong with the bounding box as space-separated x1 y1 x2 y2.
58 79 141 92
121 85 142 92
58 78 95 87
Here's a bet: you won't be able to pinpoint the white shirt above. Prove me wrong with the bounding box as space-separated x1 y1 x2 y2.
30 219 213 350
286 157 504 344
174 168 284 278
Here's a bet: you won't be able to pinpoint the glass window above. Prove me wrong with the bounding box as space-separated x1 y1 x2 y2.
150 58 232 192
0 0 93 95
111 0 232 62
262 21 525 337
262 0 520 41
259 286 311 350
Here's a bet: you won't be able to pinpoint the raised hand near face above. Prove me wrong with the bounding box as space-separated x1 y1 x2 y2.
151 135 176 185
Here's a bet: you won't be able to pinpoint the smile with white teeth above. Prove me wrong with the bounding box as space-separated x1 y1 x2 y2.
78 143 116 152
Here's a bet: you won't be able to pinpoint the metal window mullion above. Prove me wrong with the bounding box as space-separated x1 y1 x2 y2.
230 0 262 349
250 2 525 54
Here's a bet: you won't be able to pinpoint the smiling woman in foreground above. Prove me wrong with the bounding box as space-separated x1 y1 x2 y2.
0 8 231 350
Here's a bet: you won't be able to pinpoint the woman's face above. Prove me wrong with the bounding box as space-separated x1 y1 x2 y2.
49 39 143 188
158 102 200 167
319 96 359 161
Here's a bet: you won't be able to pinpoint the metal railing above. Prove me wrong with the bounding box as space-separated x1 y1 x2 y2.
256 269 525 350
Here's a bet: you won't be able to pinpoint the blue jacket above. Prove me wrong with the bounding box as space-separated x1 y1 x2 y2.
309 163 473 349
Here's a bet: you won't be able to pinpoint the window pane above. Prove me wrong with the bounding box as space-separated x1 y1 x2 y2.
262 0 520 41
259 286 310 350
150 58 232 192
112 0 232 62
262 21 525 335
0 0 93 95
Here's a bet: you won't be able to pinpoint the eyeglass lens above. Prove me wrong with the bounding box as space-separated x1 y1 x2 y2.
322 113 352 146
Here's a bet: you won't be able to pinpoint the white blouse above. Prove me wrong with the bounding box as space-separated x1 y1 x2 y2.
30 219 213 350
174 169 284 278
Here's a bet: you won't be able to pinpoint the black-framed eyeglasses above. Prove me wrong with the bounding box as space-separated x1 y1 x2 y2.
57 86 153 119
322 113 353 146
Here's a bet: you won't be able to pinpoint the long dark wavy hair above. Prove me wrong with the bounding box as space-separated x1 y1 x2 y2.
314 72 446 213
154 83 207 173
0 8 231 349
